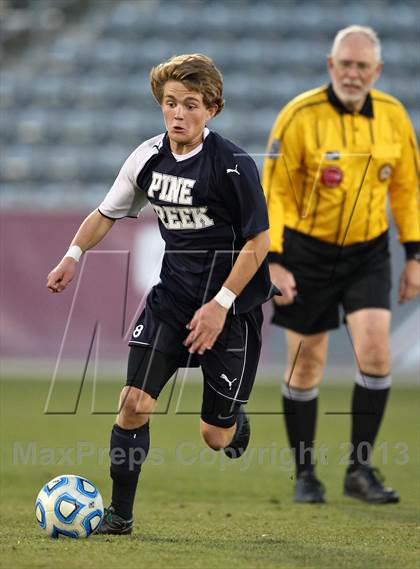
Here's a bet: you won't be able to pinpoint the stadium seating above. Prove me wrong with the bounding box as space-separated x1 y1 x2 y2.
1 0 419 206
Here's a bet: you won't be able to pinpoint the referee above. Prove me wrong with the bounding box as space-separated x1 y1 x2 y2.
263 25 419 504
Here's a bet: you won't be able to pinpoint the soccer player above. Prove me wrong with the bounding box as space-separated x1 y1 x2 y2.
47 54 273 534
263 26 420 504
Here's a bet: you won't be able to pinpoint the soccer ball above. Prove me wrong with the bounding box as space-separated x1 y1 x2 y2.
35 474 104 538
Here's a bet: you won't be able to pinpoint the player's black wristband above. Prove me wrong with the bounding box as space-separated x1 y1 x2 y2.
267 251 284 265
403 242 420 262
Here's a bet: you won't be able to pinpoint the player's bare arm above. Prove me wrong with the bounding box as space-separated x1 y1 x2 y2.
268 262 297 305
223 230 271 296
184 230 270 354
398 260 420 304
46 209 115 293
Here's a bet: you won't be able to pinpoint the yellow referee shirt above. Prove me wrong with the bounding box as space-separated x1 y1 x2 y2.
262 84 420 256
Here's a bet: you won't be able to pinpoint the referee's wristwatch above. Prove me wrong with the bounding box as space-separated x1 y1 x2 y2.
404 242 420 262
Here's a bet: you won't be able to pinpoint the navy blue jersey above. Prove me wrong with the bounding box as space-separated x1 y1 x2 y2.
99 129 273 323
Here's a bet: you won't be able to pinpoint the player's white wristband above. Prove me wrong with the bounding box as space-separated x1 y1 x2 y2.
214 287 237 310
64 245 83 262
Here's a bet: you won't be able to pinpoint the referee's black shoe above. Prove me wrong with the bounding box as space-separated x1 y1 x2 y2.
344 465 400 504
223 406 250 459
294 470 326 503
95 506 133 535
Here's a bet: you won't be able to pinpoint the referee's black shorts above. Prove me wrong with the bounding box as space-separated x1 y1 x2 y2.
125 304 263 427
271 228 391 335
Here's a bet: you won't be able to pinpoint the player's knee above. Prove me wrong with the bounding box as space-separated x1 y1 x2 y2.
201 424 232 451
202 433 225 451
118 386 154 424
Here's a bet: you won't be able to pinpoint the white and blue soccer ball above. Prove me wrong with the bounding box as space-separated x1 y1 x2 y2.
35 474 104 538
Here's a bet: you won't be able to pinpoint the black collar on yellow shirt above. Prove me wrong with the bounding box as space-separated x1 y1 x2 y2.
327 83 374 118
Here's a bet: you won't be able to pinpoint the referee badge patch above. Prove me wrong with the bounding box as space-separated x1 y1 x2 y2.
325 151 340 160
378 163 393 182
321 166 343 188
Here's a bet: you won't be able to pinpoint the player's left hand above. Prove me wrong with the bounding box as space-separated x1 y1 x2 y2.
398 260 420 304
184 299 228 355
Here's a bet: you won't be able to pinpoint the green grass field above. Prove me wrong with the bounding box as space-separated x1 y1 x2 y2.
0 376 419 569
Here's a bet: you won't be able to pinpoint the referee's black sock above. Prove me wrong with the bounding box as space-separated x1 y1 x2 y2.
282 385 319 476
109 422 150 520
348 371 391 472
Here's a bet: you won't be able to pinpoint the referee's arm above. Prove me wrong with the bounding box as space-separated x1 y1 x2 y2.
388 111 420 303
388 111 420 246
262 109 302 304
262 106 303 258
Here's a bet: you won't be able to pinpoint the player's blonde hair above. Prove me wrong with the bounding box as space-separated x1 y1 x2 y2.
150 53 224 115
330 25 382 61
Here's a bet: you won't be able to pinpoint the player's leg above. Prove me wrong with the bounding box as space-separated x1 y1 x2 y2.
200 383 249 457
98 346 180 534
344 307 398 503
283 329 328 502
107 381 155 528
199 306 263 459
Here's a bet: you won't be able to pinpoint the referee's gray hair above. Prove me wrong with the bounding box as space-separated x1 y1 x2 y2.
330 25 382 61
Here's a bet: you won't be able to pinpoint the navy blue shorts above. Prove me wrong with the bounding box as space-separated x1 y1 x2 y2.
126 303 263 426
272 228 391 335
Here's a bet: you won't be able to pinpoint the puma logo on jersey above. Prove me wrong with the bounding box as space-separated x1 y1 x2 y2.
226 165 240 175
220 373 238 390
147 171 195 205
153 204 214 230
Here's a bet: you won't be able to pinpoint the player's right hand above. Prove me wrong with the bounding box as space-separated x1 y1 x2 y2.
46 257 77 293
269 263 297 305
184 299 228 355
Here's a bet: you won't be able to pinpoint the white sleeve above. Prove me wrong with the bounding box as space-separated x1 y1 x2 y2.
98 134 164 219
